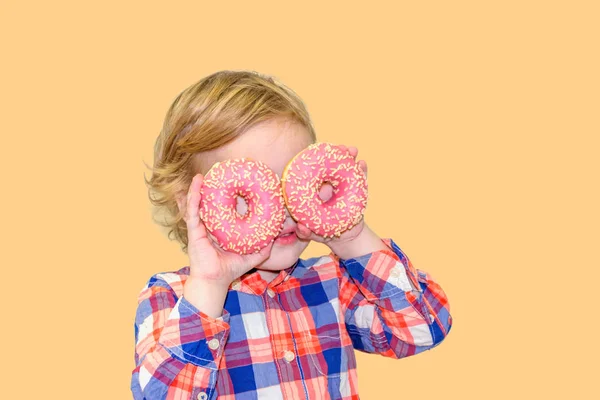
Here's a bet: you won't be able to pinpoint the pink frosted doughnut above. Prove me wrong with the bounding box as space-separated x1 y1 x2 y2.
199 158 285 254
281 142 368 238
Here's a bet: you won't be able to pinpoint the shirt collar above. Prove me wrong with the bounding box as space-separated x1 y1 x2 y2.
228 258 306 295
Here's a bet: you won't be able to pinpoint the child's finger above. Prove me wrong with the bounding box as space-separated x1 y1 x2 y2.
254 241 274 261
348 146 358 158
186 174 208 243
358 160 367 179
237 241 274 271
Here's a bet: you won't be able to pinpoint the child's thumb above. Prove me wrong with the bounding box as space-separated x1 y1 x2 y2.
296 223 312 240
250 241 274 263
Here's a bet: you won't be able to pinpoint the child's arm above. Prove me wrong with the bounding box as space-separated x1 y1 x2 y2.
131 274 230 400
334 235 452 358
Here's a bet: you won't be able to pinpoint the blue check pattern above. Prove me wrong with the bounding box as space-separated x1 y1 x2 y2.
131 238 452 399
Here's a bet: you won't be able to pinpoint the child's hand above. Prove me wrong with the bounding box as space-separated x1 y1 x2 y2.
295 144 367 246
177 173 274 288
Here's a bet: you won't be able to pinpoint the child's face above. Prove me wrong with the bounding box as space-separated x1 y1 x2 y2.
195 116 314 275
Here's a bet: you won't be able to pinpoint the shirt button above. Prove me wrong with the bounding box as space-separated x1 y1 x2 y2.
284 275 290 281
283 350 295 362
429 313 435 323
197 392 208 400
208 338 220 350
267 288 276 298
231 281 241 291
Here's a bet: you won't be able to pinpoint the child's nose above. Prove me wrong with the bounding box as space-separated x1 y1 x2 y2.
318 182 334 202
235 195 248 216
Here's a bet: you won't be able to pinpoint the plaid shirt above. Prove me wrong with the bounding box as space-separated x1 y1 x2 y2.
131 238 452 399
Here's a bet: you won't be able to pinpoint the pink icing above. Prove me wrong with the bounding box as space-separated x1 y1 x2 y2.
282 142 368 238
199 158 285 254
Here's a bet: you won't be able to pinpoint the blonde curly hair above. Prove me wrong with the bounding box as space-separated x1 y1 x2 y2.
144 70 317 254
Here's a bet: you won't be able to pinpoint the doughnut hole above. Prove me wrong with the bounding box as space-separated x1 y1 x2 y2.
235 194 249 217
318 181 334 202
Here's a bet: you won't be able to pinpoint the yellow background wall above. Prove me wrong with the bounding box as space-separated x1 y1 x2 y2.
2 1 598 399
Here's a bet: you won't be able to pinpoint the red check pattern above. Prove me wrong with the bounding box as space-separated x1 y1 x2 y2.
131 238 452 399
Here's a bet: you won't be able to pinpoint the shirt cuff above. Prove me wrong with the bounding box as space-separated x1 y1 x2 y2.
338 238 431 316
338 238 420 292
157 295 231 369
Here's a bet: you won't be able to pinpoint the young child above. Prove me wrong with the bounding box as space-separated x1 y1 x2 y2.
132 70 452 400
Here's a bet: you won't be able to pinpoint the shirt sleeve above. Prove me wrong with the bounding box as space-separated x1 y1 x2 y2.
131 274 230 400
337 238 452 359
